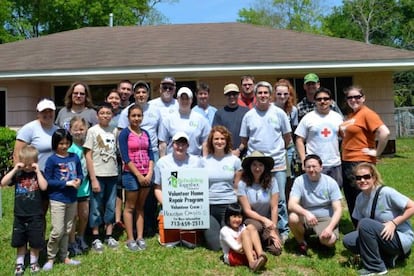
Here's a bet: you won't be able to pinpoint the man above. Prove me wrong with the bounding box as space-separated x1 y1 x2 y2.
192 82 217 125
154 132 203 247
239 81 292 240
295 87 343 187
118 80 133 109
148 76 179 118
288 154 342 255
212 83 249 157
158 87 210 156
297 73 342 121
238 75 256 109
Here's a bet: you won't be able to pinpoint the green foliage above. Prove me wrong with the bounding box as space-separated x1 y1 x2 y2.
0 127 16 176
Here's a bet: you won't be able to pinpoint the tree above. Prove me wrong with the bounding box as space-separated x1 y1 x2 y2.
237 0 323 33
0 0 171 42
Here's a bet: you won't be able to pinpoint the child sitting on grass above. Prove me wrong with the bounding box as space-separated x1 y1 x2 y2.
219 203 268 272
1 145 48 275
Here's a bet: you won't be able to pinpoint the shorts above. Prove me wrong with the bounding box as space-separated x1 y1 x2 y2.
77 196 90 202
11 215 45 249
122 171 151 191
304 216 339 239
228 249 248 266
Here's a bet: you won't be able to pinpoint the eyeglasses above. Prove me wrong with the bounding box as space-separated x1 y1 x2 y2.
73 92 85 96
162 85 174 91
347 95 363 100
355 174 372 181
276 93 289 96
315 97 330 102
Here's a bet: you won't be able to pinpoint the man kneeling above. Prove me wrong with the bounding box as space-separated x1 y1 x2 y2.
288 154 342 255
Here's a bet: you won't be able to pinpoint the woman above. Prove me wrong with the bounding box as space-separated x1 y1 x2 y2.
119 104 154 251
343 163 414 275
340 86 390 227
202 126 242 251
105 89 122 128
55 81 97 130
237 151 282 255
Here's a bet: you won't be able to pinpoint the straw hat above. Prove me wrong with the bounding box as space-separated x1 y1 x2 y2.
242 151 274 171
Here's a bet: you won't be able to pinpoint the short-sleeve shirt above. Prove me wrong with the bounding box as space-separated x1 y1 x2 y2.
240 105 291 169
192 105 217 126
83 124 118 177
154 153 202 186
290 173 342 218
68 143 90 198
16 120 59 171
158 110 211 156
340 105 384 163
295 110 343 167
12 171 43 217
148 97 179 119
237 177 279 218
353 186 414 254
202 154 241 205
55 107 98 130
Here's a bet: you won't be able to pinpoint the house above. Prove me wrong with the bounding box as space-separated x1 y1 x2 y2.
1 23 414 153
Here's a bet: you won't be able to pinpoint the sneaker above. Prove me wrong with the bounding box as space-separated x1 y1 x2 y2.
358 268 388 275
14 264 25 276
65 259 81 266
384 254 399 268
68 242 83 256
30 263 40 274
137 239 147 250
125 240 140 251
42 261 54 271
92 239 104 253
105 237 119 249
297 241 308 256
76 236 89 252
280 233 289 244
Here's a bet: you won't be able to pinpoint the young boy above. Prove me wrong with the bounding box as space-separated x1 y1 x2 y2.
84 102 119 253
1 145 48 275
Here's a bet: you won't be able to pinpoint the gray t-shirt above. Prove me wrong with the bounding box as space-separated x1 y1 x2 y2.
353 186 414 254
55 107 98 130
290 173 342 218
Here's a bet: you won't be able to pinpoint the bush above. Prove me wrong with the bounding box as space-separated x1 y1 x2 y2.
0 127 16 177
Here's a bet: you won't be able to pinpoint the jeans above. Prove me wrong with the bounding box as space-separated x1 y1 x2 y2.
273 170 289 235
342 161 362 228
203 204 230 251
89 176 117 227
343 218 401 272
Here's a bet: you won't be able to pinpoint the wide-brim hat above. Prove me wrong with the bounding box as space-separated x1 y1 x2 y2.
242 151 274 171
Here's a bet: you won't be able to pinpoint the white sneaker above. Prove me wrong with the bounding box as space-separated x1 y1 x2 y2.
105 237 119 249
92 239 104 253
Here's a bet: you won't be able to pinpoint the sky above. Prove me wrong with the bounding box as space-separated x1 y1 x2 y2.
156 0 342 24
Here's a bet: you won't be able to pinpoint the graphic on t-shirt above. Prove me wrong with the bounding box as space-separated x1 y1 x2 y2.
15 174 39 200
169 171 178 188
315 123 337 143
340 118 356 137
58 161 78 181
96 133 117 162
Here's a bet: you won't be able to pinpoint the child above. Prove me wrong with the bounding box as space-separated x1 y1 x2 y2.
84 102 119 253
219 203 267 272
1 145 47 275
43 129 83 271
67 116 90 255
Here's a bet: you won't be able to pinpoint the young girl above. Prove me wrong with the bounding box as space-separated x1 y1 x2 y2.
220 203 267 272
1 145 47 275
84 103 119 252
119 104 154 251
43 129 83 271
67 116 90 255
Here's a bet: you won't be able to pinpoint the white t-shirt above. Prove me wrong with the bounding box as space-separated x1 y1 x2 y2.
295 110 343 167
148 97 178 119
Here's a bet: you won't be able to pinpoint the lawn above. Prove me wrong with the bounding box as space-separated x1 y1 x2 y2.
1 138 413 275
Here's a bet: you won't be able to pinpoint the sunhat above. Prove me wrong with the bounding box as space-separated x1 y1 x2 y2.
242 151 274 171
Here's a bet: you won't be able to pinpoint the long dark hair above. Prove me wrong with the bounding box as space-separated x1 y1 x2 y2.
241 159 273 190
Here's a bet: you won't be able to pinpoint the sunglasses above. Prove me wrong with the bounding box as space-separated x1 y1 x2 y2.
162 85 174 91
315 97 330 102
355 174 372 181
347 95 363 100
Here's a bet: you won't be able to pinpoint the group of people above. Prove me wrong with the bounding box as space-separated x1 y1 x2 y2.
1 73 413 275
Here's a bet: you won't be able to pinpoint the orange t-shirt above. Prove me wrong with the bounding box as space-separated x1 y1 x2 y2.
340 105 384 163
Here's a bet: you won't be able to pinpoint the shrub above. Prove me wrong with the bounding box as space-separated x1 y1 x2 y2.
0 127 16 177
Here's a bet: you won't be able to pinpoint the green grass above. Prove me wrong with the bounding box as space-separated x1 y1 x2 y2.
1 138 414 275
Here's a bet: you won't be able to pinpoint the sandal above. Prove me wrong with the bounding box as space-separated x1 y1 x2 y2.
14 263 25 276
30 263 40 273
250 255 267 272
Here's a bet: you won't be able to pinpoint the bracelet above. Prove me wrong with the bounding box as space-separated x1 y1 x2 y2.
391 220 397 227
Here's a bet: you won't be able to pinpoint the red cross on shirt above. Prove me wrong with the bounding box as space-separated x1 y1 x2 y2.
321 128 331 137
